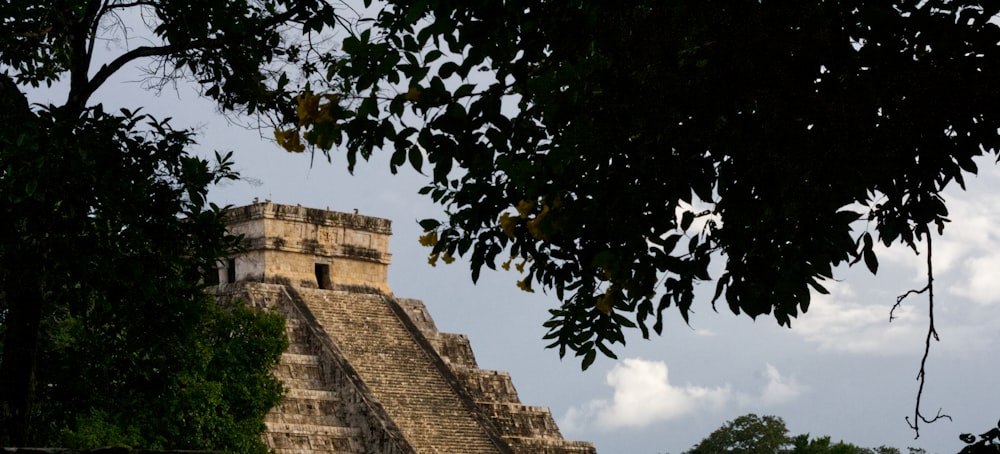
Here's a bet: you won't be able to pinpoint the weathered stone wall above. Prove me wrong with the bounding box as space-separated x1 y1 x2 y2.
224 202 392 294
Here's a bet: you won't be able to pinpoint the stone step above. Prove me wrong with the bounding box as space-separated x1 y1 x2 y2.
271 389 340 421
273 354 326 389
284 319 320 355
285 388 338 400
266 422 365 453
266 422 360 436
276 376 327 391
273 449 358 454
478 402 563 439
265 411 342 426
281 353 320 364
454 367 522 404
294 287 502 453
505 437 599 454
431 332 479 368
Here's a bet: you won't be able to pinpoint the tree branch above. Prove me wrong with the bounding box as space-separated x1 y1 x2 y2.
104 0 158 9
895 228 951 438
70 5 309 111
82 38 220 106
87 1 112 63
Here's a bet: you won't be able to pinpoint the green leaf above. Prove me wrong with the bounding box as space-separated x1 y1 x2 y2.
596 341 619 359
454 84 475 98
807 278 829 295
581 349 597 370
390 148 406 173
863 248 879 274
418 218 441 231
439 61 460 79
424 49 443 63
680 211 695 231
861 232 878 274
408 146 424 173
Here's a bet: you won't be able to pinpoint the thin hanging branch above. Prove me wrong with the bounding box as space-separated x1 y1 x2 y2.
891 227 951 438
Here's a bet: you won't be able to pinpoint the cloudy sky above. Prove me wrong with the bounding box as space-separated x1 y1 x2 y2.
28 26 1000 454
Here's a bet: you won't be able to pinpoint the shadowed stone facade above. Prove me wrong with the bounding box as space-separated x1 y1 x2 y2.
213 202 596 454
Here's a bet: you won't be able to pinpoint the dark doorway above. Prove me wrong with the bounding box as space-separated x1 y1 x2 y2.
227 258 236 283
204 265 221 285
315 263 332 289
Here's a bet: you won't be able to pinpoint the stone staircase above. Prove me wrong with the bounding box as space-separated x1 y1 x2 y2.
221 283 414 454
219 281 595 454
397 299 597 454
264 320 366 454
289 286 508 453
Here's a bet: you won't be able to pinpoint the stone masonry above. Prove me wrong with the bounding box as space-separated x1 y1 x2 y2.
212 202 596 454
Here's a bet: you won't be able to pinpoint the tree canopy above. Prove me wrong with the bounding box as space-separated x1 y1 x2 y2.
0 0 349 448
683 413 903 454
684 413 795 454
289 1 1000 371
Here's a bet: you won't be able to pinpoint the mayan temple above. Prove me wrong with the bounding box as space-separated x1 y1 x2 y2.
210 202 596 454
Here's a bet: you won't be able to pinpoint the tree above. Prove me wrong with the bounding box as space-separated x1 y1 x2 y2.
0 0 346 448
0 98 290 452
790 434 901 454
685 413 793 454
292 0 1000 362
684 413 902 454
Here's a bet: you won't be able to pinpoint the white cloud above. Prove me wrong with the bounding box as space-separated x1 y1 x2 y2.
949 253 1000 305
561 358 731 431
875 181 1000 307
758 363 805 406
560 359 804 432
806 177 1000 355
793 281 924 354
938 191 1000 305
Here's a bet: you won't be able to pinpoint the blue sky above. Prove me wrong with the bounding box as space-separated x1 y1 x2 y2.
25 19 1000 454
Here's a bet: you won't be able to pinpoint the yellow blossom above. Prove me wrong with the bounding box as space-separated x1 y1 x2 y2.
405 86 422 102
274 128 305 153
442 253 455 264
595 288 614 314
516 278 535 293
427 253 439 267
526 203 550 239
317 103 334 124
314 94 343 125
499 212 517 238
516 199 536 218
296 92 322 127
550 194 563 209
418 231 438 247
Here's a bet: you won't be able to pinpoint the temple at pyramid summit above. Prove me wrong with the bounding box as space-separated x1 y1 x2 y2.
210 202 596 454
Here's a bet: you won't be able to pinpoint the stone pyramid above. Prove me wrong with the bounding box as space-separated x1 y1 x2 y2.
211 202 596 454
